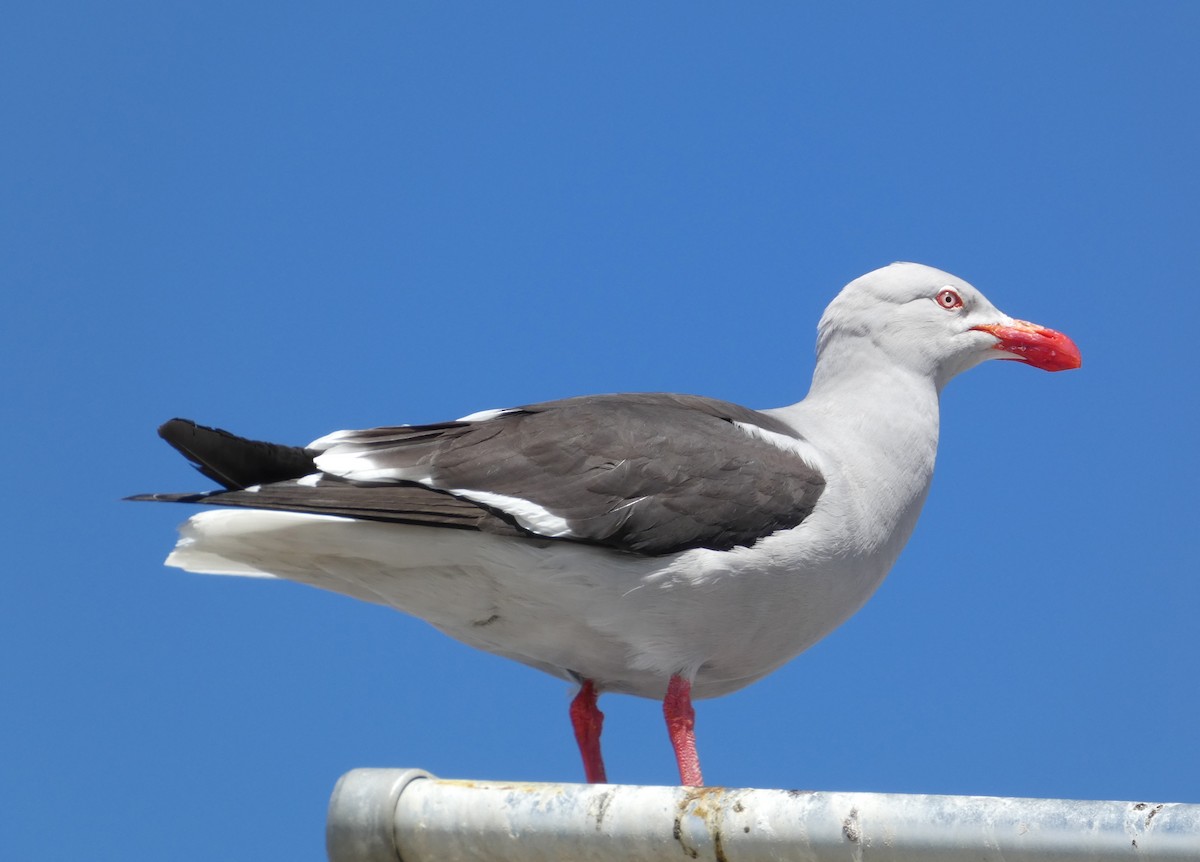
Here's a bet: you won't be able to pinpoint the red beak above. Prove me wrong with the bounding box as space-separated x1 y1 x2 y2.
971 320 1082 372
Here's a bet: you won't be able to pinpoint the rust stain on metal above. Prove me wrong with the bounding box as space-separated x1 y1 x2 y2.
1132 801 1166 828
673 786 738 862
672 812 698 859
588 789 614 832
713 828 728 862
439 779 551 795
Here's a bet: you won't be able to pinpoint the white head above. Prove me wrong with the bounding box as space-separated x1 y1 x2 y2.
815 262 1081 391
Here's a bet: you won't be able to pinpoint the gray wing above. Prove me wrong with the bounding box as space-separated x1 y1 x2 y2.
312 393 826 556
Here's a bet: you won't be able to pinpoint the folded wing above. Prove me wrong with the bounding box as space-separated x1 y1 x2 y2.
135 394 826 557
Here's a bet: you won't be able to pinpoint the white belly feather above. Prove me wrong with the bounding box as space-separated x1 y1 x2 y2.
167 465 921 701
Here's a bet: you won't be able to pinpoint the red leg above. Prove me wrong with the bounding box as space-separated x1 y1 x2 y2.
664 674 703 786
569 679 608 783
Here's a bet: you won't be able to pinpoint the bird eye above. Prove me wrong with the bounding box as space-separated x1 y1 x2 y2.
936 288 963 310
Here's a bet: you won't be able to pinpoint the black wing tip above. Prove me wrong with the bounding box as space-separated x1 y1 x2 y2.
157 417 194 437
151 417 318 490
157 417 237 446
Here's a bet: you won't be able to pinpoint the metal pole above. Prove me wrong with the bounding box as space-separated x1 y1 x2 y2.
327 769 1200 862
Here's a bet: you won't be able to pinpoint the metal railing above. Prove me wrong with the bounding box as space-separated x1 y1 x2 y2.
326 768 1199 861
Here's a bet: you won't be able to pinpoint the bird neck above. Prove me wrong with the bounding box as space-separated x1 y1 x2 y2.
771 347 942 554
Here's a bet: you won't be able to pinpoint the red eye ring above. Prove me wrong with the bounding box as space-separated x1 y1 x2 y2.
936 288 963 310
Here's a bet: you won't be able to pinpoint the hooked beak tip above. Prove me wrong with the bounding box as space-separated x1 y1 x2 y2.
972 321 1082 372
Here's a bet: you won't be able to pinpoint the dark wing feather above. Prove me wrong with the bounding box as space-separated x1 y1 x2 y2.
130 479 526 537
315 394 826 555
156 418 318 490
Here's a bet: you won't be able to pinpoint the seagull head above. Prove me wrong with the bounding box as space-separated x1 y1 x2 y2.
815 262 1081 390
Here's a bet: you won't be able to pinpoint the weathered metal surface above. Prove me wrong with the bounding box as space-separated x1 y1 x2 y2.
327 769 1200 862
327 768 432 862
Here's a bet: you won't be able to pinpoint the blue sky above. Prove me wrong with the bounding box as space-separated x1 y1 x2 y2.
4 3 1197 859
